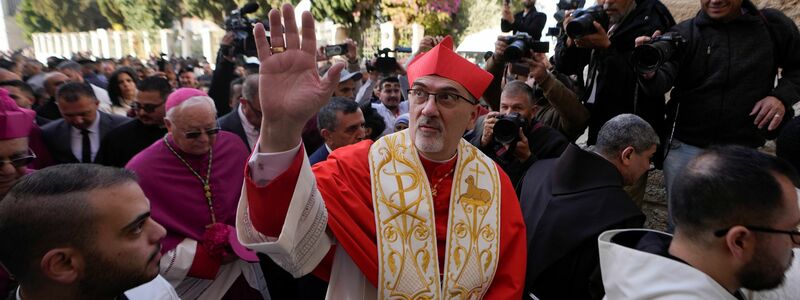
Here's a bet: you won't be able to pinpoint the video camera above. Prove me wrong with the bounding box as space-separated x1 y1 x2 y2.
493 112 529 145
373 47 412 75
631 32 686 74
565 5 609 39
224 3 264 57
503 32 550 62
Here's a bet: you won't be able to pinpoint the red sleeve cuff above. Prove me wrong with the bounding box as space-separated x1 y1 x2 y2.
188 243 221 279
246 146 306 236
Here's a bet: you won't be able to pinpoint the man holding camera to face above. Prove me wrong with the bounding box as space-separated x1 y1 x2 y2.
554 0 674 147
470 81 569 186
635 0 800 205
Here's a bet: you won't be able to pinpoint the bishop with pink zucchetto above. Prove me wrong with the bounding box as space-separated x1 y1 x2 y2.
126 88 269 299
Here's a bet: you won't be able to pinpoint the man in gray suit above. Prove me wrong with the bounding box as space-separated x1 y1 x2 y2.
41 82 129 164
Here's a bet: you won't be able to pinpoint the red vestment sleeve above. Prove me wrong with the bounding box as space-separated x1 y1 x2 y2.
245 147 306 236
243 146 338 279
483 165 527 299
187 243 221 279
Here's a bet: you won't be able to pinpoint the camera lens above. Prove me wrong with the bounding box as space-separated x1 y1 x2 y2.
504 40 528 62
566 15 595 38
632 45 662 73
493 118 519 144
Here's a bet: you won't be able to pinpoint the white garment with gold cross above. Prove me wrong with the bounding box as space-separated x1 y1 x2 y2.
369 130 502 299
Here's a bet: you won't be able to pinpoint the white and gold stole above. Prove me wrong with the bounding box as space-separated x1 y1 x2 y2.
369 130 501 300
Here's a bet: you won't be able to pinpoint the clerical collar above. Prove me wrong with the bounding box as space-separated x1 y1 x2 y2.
417 151 457 164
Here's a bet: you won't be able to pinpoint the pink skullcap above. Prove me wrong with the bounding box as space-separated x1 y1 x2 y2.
0 88 35 139
165 88 208 112
406 36 494 100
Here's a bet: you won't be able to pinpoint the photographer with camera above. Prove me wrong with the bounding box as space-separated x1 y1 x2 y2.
470 80 569 186
635 0 800 207
502 0 547 40
554 0 673 146
482 37 589 142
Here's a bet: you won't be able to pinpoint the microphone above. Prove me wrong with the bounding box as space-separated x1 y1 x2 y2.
239 3 260 15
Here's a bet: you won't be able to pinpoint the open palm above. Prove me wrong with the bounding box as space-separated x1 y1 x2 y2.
254 4 343 128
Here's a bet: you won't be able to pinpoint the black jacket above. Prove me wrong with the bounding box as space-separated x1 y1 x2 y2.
501 9 547 40
95 119 167 167
470 115 569 187
40 111 129 164
642 0 800 148
518 144 645 299
217 109 250 149
208 51 237 117
554 0 675 145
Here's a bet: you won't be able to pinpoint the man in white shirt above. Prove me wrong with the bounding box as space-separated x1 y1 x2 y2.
219 74 261 149
0 164 179 300
599 146 800 299
40 82 129 164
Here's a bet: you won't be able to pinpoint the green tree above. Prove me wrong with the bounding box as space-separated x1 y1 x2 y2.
180 0 289 25
98 0 180 30
16 0 55 39
27 0 110 32
311 0 377 49
380 0 459 37
452 0 502 43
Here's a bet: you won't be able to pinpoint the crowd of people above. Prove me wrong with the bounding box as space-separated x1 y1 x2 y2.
1 0 800 299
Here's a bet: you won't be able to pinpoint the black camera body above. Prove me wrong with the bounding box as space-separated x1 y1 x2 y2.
493 112 529 145
374 47 412 75
631 32 686 74
224 3 263 57
503 32 550 62
565 5 609 39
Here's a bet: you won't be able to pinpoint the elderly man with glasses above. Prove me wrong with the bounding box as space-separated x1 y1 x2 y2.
599 145 800 299
96 76 172 167
126 88 268 299
235 4 526 299
0 87 36 295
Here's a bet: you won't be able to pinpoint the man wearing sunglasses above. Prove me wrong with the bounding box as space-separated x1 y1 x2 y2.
0 86 36 295
96 77 171 167
599 145 800 299
126 88 267 299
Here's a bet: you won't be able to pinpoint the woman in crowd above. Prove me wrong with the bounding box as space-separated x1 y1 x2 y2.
107 67 139 116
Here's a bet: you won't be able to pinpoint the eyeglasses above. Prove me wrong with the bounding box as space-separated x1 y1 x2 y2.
131 101 164 113
714 225 800 244
407 88 477 108
0 149 36 168
182 127 221 139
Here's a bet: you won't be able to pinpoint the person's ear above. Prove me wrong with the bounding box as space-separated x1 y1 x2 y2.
725 226 756 263
468 104 480 129
320 128 332 142
620 146 635 166
164 118 174 133
40 248 83 284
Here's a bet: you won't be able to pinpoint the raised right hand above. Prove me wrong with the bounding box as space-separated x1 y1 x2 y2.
255 4 343 152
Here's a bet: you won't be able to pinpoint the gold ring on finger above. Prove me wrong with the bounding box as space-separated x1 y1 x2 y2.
271 46 286 53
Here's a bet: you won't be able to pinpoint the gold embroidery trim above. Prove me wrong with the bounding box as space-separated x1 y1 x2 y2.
369 131 501 300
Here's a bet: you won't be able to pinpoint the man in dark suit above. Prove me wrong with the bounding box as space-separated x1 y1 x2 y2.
96 77 171 167
501 0 547 40
518 114 657 299
218 74 260 149
309 97 366 165
41 82 129 164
